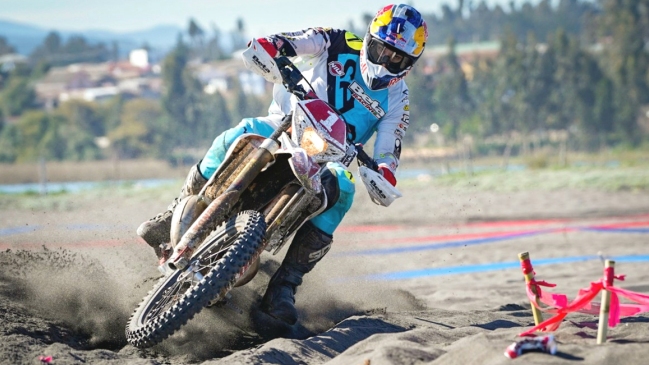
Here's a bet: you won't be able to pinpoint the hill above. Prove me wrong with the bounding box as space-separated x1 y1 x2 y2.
0 18 182 56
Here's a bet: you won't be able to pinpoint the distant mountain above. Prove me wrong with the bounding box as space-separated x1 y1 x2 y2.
0 19 183 58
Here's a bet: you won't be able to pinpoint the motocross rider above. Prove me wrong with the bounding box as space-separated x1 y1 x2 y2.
138 3 428 325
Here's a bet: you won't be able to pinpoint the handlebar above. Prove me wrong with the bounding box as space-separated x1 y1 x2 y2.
276 56 317 101
354 144 378 171
275 56 378 172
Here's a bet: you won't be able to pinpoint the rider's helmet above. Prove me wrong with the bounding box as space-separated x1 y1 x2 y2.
360 4 428 90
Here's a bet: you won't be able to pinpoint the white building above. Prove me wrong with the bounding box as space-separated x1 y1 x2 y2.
129 49 149 68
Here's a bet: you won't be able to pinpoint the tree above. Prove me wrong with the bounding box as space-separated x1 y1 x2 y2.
231 18 248 51
58 100 105 137
0 120 18 162
485 29 524 135
0 36 16 56
0 77 36 117
13 111 67 161
597 0 649 143
404 63 435 140
30 32 110 66
423 0 598 45
198 91 232 147
43 32 62 54
58 119 102 160
161 36 191 145
229 78 269 128
432 37 474 141
204 24 227 61
188 19 205 46
109 99 165 158
101 95 126 133
30 61 51 80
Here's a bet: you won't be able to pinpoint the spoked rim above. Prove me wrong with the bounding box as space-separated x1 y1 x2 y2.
136 221 242 326
126 210 267 348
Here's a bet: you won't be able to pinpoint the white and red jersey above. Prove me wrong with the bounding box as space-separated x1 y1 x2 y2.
262 27 410 173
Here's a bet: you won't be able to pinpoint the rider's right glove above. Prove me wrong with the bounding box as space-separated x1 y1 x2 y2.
254 38 279 58
241 38 282 84
378 164 397 187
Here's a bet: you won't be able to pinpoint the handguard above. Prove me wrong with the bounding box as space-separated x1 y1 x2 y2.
241 38 283 84
358 165 403 207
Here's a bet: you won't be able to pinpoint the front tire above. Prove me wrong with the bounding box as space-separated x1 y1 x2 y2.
126 210 266 348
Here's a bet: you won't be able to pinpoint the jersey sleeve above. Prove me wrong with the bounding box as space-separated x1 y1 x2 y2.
372 83 410 173
267 28 335 58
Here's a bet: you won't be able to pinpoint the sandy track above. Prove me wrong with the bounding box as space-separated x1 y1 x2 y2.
1 184 649 364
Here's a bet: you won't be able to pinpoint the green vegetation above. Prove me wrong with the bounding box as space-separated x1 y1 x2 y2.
29 32 112 66
0 0 647 167
408 0 649 154
0 179 179 211
402 146 649 192
0 34 271 163
419 166 649 192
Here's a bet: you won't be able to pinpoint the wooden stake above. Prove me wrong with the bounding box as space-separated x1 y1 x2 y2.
518 252 544 326
597 260 615 344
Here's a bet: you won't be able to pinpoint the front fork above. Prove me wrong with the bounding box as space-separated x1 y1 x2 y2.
165 118 291 271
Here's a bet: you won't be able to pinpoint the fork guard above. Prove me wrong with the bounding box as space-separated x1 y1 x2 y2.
275 132 323 194
170 195 209 249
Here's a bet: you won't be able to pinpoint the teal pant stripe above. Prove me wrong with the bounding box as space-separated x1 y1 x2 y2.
200 118 275 179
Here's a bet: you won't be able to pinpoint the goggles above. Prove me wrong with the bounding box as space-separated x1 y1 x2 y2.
366 37 414 74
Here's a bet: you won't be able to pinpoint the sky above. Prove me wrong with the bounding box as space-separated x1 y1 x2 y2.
0 0 546 38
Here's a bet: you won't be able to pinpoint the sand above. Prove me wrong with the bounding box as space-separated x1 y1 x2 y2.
1 178 648 364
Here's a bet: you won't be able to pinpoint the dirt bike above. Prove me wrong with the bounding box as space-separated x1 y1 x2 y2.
125 54 402 348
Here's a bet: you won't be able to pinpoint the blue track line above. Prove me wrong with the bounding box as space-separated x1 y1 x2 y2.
0 226 41 237
0 224 132 237
369 254 649 281
581 227 649 234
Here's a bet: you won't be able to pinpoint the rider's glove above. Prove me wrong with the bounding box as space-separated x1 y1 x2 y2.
253 37 279 58
241 38 282 84
378 164 397 186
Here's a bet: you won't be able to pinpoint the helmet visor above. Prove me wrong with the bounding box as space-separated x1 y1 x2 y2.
366 37 414 74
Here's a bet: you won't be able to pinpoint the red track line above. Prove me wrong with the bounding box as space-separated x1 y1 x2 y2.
455 219 571 228
588 220 649 229
337 219 577 234
337 214 649 236
340 218 649 247
336 219 572 233
336 225 404 233
339 227 576 247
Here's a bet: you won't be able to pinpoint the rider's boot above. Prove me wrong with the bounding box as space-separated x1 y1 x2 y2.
260 221 333 325
137 163 208 260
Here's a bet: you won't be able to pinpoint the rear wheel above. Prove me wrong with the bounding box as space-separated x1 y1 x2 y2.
126 210 266 348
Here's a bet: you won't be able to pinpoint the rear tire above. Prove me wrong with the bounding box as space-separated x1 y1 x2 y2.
126 210 266 348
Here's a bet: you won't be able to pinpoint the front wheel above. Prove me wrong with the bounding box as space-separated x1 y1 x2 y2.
126 210 266 348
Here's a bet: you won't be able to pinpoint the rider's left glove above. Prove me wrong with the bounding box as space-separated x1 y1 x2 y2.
378 164 397 187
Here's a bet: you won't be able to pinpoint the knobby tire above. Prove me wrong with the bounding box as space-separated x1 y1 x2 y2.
125 210 266 348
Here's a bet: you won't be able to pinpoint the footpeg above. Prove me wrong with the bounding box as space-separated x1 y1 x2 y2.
157 244 173 274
